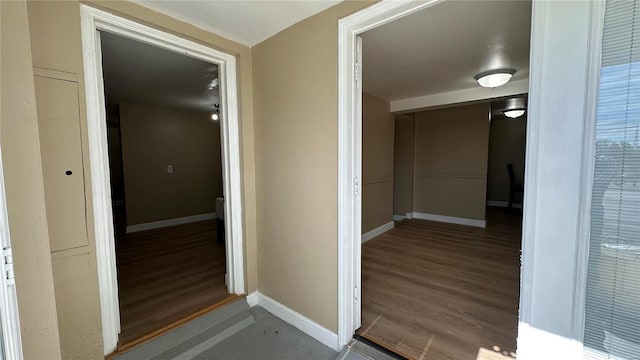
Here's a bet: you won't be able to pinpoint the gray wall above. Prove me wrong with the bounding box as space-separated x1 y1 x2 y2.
120 103 223 225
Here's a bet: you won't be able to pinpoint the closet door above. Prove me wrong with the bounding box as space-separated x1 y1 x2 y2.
33 70 89 252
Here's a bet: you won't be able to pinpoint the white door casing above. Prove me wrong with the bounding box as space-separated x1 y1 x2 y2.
79 5 246 355
337 0 604 357
0 147 23 360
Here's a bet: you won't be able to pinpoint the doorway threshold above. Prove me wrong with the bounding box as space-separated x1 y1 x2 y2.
353 334 408 360
106 294 243 359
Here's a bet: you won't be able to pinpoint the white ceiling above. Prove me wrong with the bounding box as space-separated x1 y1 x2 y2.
100 31 219 114
361 0 532 102
134 0 342 46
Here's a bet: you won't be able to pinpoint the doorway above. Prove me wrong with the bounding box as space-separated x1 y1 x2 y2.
339 0 607 358
337 0 535 358
80 5 245 355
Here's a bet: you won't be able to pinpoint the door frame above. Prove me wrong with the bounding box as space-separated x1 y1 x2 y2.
337 0 604 357
0 147 23 360
79 5 246 355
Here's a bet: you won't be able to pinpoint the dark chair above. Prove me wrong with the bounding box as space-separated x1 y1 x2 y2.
507 164 523 210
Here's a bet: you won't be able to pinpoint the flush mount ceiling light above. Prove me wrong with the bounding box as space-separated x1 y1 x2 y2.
207 78 219 91
503 108 526 118
474 69 516 88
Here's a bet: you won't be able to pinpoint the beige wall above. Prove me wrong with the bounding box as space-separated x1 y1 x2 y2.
362 93 394 233
252 0 374 332
393 114 415 217
487 114 527 202
26 0 258 357
120 103 223 225
413 103 490 221
0 1 62 358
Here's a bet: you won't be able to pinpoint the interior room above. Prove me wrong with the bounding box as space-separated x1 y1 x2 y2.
3 0 638 359
100 31 230 346
358 1 530 359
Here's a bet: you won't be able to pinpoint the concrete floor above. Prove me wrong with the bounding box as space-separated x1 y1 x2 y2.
195 306 337 360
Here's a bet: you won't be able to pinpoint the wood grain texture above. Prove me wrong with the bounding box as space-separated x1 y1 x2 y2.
116 220 230 346
358 208 521 360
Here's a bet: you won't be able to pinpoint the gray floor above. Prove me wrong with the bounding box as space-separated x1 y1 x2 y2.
195 306 337 360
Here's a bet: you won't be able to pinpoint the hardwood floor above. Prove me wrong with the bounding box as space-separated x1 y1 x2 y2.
116 220 231 346
357 208 521 360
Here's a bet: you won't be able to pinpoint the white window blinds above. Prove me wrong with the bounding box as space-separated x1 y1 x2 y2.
583 0 640 359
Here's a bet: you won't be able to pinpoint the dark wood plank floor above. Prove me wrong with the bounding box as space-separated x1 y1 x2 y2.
116 220 230 345
358 208 521 360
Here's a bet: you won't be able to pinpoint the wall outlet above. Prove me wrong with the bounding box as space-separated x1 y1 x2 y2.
167 165 173 174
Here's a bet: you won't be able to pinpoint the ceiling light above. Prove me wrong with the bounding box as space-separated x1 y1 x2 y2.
211 113 219 121
503 108 526 118
208 78 219 91
475 69 516 88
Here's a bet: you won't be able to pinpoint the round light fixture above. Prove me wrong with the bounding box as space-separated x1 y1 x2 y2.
211 113 219 121
474 69 516 88
503 108 526 118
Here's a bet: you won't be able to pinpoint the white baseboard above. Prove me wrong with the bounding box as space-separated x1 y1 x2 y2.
393 214 406 221
126 212 217 233
361 221 394 243
247 292 339 351
246 291 258 307
412 212 486 228
487 200 522 209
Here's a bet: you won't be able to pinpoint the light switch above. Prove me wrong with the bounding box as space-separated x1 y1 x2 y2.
167 165 173 174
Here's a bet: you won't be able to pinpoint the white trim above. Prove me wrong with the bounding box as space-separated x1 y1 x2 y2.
0 149 23 359
411 212 486 228
245 291 258 308
486 200 523 209
361 221 394 243
392 214 406 221
126 213 217 233
338 0 446 349
517 2 603 359
249 292 339 351
517 323 583 360
571 0 605 347
80 5 246 355
391 79 529 113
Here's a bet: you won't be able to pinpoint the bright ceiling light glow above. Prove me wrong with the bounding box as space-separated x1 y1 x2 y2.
475 69 516 88
503 109 526 118
211 113 219 121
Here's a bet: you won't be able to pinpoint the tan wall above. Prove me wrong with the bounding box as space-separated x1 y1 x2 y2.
120 103 223 225
413 103 490 221
393 115 415 217
487 114 527 202
0 1 62 358
26 0 258 357
362 93 394 233
252 0 374 332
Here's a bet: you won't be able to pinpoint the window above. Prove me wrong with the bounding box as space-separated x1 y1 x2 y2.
583 0 640 359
